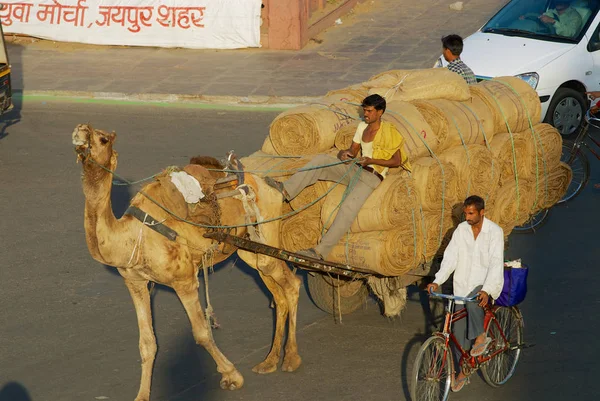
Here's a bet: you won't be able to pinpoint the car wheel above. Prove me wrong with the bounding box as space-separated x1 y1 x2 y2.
544 87 587 139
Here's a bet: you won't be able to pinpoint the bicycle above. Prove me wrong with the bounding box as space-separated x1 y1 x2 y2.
411 291 524 401
513 106 599 232
558 106 600 203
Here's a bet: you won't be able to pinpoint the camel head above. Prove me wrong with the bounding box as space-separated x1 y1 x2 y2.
72 124 118 171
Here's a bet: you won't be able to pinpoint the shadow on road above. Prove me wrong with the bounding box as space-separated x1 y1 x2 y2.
159 335 220 401
402 284 447 401
399 332 430 401
0 382 32 401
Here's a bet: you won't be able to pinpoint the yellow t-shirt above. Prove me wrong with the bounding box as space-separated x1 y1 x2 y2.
352 120 411 176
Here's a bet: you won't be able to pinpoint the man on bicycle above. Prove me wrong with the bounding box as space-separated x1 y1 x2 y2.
426 195 504 392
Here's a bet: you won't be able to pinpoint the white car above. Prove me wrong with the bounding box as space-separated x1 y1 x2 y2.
435 0 600 137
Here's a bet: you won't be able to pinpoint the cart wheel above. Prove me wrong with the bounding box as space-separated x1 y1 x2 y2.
306 274 368 315
513 208 550 233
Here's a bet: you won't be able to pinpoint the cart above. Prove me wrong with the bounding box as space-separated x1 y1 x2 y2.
204 230 439 316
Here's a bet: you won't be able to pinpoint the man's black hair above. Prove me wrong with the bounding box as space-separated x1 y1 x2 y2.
442 34 464 56
361 94 386 112
464 195 485 211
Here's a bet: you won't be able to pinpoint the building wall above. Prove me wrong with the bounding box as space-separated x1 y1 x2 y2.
262 0 362 50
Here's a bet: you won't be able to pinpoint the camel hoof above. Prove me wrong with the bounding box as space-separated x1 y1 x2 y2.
282 353 302 372
220 369 244 391
252 359 278 374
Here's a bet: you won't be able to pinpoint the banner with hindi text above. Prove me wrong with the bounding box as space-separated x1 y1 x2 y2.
0 0 262 49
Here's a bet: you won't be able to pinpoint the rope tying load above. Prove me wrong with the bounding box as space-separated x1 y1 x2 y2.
109 70 571 280
247 71 572 276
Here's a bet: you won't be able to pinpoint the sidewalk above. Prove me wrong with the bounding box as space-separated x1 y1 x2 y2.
6 0 505 104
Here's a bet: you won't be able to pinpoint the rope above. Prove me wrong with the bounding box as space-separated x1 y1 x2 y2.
307 102 362 122
478 77 548 217
384 108 447 250
127 212 147 267
461 102 495 202
111 157 355 187
113 173 160 186
381 74 410 100
447 112 472 197
86 155 361 229
253 154 303 158
206 157 360 174
261 158 289 177
483 78 549 210
202 250 220 330
480 83 522 221
403 177 419 266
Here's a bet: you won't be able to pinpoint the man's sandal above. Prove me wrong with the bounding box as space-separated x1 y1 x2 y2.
470 336 492 357
264 177 290 200
451 375 470 392
296 248 324 260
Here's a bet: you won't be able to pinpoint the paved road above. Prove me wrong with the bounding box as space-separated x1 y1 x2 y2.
6 0 505 99
1 99 599 401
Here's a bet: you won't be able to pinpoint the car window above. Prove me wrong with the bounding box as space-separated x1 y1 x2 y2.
588 19 600 50
482 0 600 43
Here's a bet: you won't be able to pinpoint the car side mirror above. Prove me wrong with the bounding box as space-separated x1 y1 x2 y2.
588 41 600 52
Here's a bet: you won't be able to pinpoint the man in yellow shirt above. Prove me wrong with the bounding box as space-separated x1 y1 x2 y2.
266 94 410 260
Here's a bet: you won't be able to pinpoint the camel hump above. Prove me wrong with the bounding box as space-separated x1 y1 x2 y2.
189 155 226 179
183 164 217 193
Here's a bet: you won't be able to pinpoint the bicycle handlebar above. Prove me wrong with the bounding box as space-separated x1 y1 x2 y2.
428 291 478 303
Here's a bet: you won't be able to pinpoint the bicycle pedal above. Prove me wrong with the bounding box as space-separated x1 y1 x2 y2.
511 342 535 350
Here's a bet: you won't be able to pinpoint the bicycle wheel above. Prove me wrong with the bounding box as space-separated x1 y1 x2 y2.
481 306 523 387
512 208 550 233
558 142 590 204
411 336 452 401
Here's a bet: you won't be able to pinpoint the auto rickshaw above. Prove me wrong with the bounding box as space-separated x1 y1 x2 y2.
0 5 13 114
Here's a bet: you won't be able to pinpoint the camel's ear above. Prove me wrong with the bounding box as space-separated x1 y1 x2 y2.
109 131 116 143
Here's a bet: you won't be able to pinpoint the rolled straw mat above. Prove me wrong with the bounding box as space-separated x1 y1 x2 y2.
269 103 361 155
470 77 542 134
363 68 471 102
438 144 500 201
320 174 418 232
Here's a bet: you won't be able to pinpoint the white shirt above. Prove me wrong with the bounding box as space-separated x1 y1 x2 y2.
352 122 390 178
433 217 505 301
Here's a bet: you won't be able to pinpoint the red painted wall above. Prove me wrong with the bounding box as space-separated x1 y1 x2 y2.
262 0 361 50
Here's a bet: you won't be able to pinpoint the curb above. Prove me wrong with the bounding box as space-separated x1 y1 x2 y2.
14 90 323 111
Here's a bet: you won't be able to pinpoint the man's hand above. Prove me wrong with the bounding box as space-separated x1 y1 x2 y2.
477 290 490 307
586 91 600 101
337 149 353 161
357 156 373 167
539 15 556 24
426 283 439 294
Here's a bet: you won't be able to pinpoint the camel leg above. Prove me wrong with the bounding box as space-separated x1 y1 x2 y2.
173 284 244 391
275 266 302 372
252 271 289 374
123 278 157 401
253 260 302 373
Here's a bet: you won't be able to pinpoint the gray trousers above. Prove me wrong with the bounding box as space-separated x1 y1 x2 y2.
452 285 485 352
283 154 381 258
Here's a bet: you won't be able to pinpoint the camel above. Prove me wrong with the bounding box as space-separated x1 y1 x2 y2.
72 124 302 401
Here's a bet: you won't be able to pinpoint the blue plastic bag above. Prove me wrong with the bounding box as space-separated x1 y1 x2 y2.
496 264 528 307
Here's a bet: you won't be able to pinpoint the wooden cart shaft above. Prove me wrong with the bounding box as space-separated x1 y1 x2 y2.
204 231 436 283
